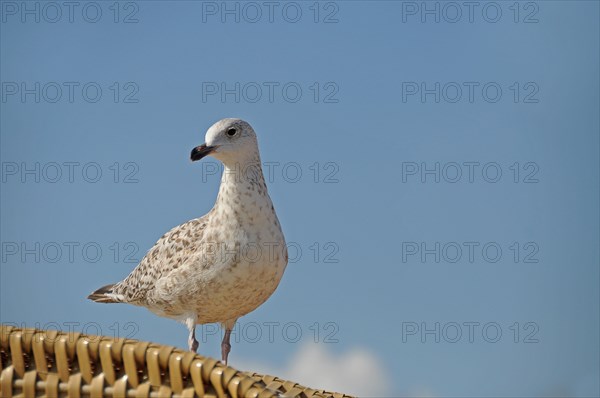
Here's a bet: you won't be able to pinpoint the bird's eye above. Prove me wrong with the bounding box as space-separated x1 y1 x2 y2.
226 128 237 137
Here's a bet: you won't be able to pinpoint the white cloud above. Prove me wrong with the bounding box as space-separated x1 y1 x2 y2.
235 343 392 397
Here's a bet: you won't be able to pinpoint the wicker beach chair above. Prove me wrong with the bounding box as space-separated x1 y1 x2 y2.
0 325 352 398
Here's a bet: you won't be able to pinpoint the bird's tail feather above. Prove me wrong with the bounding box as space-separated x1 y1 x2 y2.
87 284 122 303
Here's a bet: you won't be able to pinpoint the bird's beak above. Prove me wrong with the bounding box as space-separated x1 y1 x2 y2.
191 144 216 162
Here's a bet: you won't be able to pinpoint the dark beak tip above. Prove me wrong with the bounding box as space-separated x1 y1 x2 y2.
190 147 200 162
191 144 214 162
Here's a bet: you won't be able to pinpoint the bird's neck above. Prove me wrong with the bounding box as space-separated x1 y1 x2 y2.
210 157 282 241
214 157 270 211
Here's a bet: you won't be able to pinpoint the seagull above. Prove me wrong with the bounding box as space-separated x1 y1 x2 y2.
88 118 288 364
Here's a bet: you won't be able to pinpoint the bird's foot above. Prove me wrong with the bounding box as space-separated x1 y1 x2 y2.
189 336 199 353
221 341 231 365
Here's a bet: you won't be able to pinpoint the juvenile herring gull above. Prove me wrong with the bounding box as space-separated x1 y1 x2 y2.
88 118 288 364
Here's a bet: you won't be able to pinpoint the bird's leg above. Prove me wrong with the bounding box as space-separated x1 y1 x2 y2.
221 328 232 365
189 328 199 353
186 317 199 353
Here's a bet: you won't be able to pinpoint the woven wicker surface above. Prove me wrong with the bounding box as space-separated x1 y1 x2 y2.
0 325 353 398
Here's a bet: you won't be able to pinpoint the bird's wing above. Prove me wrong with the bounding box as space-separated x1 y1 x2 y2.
111 214 211 304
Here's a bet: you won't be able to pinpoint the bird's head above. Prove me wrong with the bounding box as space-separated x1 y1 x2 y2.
191 118 259 166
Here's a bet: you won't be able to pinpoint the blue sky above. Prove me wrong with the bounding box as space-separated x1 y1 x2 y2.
1 1 599 396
